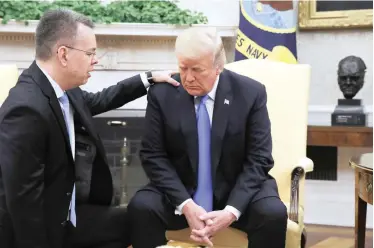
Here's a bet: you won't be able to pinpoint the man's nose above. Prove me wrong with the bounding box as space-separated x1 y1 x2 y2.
185 71 195 82
92 55 99 65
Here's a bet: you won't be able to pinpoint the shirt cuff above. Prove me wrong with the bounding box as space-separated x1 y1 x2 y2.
224 205 241 221
140 72 151 88
175 198 192 215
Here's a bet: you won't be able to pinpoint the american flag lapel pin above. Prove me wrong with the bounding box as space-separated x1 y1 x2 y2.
224 99 230 105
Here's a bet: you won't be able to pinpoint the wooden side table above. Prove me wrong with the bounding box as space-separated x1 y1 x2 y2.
307 126 373 147
350 153 373 248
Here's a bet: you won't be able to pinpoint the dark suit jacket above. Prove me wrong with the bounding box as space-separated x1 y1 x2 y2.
140 69 279 214
0 61 147 248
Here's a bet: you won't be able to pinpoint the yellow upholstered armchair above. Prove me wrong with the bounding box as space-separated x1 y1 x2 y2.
166 59 314 248
0 64 19 103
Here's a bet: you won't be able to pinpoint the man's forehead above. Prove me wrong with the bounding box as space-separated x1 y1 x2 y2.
178 57 212 67
75 40 96 50
179 60 201 66
75 24 96 43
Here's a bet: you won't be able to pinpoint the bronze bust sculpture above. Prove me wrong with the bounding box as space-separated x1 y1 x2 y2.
332 55 367 126
337 55 366 99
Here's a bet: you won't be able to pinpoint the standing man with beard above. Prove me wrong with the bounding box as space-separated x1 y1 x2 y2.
0 9 179 248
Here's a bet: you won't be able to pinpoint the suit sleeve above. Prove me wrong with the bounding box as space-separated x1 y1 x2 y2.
227 85 274 213
0 106 49 248
139 87 191 207
82 74 147 116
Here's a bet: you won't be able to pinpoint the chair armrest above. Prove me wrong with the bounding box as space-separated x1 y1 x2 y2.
296 157 314 173
288 157 314 223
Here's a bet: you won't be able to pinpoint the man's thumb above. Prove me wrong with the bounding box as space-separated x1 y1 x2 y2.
199 212 214 221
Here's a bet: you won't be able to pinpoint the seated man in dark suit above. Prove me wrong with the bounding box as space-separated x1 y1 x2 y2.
128 27 288 248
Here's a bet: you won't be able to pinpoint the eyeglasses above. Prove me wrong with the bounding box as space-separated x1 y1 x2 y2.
64 46 96 57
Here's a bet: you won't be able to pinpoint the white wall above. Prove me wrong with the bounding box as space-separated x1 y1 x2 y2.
298 30 373 106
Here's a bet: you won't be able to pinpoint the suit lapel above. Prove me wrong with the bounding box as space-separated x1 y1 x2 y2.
211 71 232 175
67 90 107 162
49 96 72 156
30 61 73 163
178 87 199 174
177 70 233 176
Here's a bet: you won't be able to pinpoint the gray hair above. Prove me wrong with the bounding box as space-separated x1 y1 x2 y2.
35 9 94 60
175 27 226 69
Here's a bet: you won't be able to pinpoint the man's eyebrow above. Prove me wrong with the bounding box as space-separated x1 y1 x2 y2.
192 66 204 69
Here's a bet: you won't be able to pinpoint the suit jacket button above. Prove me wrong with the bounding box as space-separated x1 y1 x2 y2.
61 221 67 227
66 192 71 196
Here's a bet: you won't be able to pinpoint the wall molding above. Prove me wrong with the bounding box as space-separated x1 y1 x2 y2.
0 21 237 37
0 26 236 71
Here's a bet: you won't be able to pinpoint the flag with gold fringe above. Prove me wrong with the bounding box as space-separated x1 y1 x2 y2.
235 0 298 64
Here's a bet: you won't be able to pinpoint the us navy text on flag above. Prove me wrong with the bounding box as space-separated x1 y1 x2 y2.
236 30 270 60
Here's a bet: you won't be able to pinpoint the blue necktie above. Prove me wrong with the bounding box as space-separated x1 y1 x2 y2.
59 93 76 227
193 95 213 212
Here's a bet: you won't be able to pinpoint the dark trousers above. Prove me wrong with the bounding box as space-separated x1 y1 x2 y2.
0 204 130 248
128 187 288 248
66 204 131 248
0 207 14 248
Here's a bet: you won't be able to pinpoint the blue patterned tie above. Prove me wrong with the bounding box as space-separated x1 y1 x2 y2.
193 95 213 212
59 93 76 227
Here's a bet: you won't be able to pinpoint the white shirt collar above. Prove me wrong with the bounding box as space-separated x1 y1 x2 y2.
194 75 220 101
36 62 65 99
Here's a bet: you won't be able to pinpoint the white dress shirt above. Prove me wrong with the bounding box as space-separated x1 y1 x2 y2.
175 75 242 220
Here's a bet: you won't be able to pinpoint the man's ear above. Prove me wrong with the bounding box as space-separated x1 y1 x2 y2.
216 66 223 75
57 46 69 67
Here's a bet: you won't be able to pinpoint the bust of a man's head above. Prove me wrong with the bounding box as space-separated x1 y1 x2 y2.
337 55 366 99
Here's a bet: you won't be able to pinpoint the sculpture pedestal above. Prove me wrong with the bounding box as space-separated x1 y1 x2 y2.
331 99 367 126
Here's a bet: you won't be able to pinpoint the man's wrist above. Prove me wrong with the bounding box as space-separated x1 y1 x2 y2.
140 71 156 88
224 205 241 221
175 198 192 215
179 199 193 213
224 209 237 223
140 72 150 88
146 71 156 85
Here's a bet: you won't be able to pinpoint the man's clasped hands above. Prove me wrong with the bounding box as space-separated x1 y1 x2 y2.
182 201 237 247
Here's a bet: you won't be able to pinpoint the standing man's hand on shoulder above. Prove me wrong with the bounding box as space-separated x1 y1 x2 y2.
150 71 180 86
182 201 214 247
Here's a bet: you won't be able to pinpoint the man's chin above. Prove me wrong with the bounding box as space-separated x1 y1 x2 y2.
185 88 204 97
81 78 89 85
71 80 88 89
